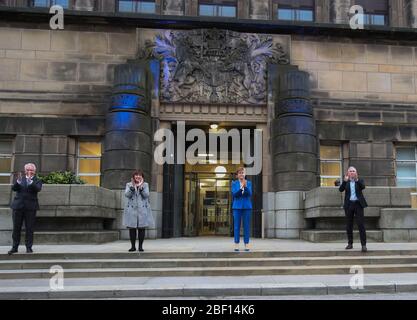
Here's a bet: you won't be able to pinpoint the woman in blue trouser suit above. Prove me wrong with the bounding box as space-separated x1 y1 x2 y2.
231 167 253 252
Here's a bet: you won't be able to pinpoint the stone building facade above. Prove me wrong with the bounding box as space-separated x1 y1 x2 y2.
1 0 417 242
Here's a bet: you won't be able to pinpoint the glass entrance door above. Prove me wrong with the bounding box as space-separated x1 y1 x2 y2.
198 175 232 236
183 173 233 236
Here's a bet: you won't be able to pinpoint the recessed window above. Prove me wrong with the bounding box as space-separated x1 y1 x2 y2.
77 141 102 186
395 146 417 208
29 0 69 8
275 0 315 22
0 140 13 184
117 0 156 14
320 145 342 187
396 147 417 189
199 0 237 18
354 0 388 26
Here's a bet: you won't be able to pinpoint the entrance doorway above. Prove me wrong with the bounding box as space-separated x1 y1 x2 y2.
184 171 235 237
162 124 263 238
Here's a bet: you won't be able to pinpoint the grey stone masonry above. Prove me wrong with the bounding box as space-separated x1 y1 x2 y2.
271 69 319 191
0 184 161 245
330 0 352 24
102 61 154 190
380 208 417 241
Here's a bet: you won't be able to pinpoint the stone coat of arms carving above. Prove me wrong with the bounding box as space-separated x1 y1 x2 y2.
139 29 290 104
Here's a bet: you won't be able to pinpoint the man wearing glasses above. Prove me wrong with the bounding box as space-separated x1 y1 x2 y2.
8 163 43 255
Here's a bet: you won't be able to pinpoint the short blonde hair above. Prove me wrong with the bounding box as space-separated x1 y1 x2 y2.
236 167 245 175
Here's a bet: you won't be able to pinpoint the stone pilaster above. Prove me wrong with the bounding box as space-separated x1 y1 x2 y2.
74 0 96 11
162 0 184 15
330 0 352 24
249 0 269 20
405 0 417 27
271 69 318 192
102 62 153 190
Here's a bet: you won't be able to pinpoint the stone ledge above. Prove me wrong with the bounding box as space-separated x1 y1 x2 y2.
37 206 117 219
305 207 381 218
380 208 417 229
301 230 384 242
305 187 412 209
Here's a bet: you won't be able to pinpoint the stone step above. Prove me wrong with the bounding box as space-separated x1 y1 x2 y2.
1 255 417 270
305 207 381 218
2 277 417 299
301 230 383 242
27 231 120 244
3 249 417 260
1 263 417 279
3 248 417 260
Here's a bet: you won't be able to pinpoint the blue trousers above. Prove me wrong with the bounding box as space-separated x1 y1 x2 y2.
233 209 252 244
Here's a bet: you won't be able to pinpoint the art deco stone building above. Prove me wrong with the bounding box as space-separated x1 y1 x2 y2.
1 0 417 243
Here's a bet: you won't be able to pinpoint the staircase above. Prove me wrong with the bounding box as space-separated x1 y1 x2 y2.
1 249 417 298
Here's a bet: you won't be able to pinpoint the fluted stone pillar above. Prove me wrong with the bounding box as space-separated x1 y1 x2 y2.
271 70 318 192
249 0 269 20
74 0 95 11
102 62 153 190
330 0 352 24
162 0 185 15
406 0 417 27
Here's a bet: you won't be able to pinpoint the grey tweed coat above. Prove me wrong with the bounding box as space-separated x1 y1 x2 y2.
123 182 155 229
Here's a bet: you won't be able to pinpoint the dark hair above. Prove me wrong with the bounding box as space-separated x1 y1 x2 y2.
132 169 145 180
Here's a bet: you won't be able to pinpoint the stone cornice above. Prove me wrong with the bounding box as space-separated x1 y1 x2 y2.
2 7 417 41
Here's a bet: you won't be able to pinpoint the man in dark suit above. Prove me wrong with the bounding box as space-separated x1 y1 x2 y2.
8 163 43 255
339 166 368 253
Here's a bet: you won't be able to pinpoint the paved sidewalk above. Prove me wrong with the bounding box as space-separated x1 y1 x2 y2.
2 237 417 254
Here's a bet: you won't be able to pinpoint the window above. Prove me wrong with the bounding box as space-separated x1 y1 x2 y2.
275 0 315 22
28 0 69 8
320 145 342 187
77 141 102 186
395 146 417 208
117 0 156 13
354 0 388 26
0 140 13 184
199 0 237 18
396 147 417 189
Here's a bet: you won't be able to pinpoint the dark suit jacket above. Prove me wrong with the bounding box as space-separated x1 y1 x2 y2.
11 176 43 211
339 178 368 210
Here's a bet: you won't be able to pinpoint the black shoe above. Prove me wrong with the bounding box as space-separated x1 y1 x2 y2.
345 244 353 250
138 248 144 252
8 249 18 255
361 246 368 253
128 247 136 252
26 248 33 254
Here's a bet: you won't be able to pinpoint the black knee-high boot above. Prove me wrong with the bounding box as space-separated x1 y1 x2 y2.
129 228 137 251
138 228 145 252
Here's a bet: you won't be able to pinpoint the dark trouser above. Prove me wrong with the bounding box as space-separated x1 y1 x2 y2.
129 228 146 249
12 210 37 250
345 201 367 246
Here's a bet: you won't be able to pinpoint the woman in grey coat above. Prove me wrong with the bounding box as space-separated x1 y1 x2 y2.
123 170 154 252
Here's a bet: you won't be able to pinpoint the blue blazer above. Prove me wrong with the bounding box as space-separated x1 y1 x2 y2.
231 179 253 210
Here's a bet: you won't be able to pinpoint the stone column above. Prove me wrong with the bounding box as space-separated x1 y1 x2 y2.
249 0 269 20
330 0 352 24
271 69 318 192
74 0 95 11
162 0 184 15
405 0 417 27
102 62 153 190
